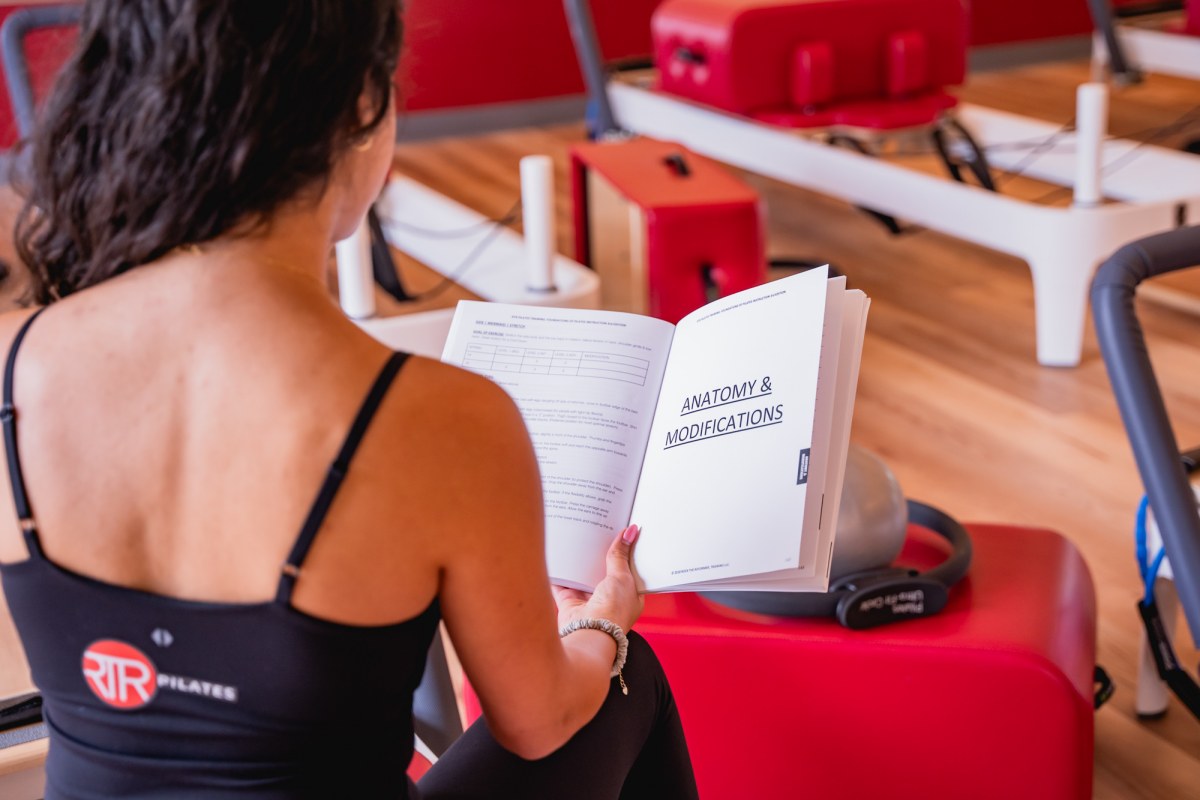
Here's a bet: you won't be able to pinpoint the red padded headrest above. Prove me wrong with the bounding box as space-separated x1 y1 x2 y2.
789 41 834 109
886 30 930 99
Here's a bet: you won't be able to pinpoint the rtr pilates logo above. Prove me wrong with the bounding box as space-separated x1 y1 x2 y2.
82 639 158 710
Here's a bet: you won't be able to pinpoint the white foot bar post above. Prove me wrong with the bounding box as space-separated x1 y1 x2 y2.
521 155 558 294
335 218 377 320
1074 83 1108 209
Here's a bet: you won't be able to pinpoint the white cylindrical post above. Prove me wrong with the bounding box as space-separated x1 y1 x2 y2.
335 217 376 320
520 155 557 292
1074 82 1108 208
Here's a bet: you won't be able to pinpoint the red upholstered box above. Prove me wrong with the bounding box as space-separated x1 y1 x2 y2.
635 524 1097 800
652 0 966 129
570 138 765 324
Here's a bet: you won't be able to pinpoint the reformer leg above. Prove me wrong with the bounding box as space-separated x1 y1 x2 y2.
1029 252 1095 367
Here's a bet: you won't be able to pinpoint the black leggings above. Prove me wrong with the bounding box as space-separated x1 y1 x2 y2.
418 632 699 800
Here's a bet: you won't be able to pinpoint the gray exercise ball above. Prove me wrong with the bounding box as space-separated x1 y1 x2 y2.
829 445 908 579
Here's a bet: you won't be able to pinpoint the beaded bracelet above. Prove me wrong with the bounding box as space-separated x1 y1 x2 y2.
560 617 629 695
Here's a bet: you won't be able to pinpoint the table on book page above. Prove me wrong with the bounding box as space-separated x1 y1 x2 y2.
461 343 651 386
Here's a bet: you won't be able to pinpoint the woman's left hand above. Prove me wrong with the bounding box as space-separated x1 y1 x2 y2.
552 524 643 633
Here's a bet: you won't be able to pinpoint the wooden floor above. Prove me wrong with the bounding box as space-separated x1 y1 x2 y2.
390 58 1200 798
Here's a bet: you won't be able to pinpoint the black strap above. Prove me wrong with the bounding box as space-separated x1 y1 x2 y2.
276 352 409 604
1093 665 1115 710
2 307 48 557
1138 598 1200 720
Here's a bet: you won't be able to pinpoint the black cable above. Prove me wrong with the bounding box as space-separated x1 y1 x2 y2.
1095 104 1200 146
823 122 1073 188
814 103 1200 218
990 119 1076 189
403 214 515 303
854 111 1200 162
1090 104 1200 178
992 103 1200 192
983 129 1077 154
365 197 522 303
377 199 521 239
1024 104 1200 205
982 111 1200 157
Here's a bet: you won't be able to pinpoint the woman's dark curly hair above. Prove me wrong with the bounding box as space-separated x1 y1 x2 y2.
15 0 402 304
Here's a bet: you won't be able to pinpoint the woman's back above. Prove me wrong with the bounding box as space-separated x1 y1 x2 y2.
0 255 452 619
0 257 476 796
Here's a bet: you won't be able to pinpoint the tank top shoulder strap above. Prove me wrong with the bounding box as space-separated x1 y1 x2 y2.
275 351 410 605
2 307 50 558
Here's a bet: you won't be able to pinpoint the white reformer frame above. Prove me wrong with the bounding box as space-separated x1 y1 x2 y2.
606 80 1200 367
1092 16 1200 82
335 175 601 356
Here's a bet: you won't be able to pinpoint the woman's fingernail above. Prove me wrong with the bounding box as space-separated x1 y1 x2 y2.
622 524 640 544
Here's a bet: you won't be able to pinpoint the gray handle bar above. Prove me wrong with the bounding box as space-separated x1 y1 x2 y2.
1092 225 1200 639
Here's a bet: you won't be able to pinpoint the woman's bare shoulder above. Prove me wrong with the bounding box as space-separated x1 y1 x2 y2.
364 353 541 530
389 355 528 436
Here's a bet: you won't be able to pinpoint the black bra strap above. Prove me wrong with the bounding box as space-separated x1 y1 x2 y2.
2 307 49 557
276 352 409 604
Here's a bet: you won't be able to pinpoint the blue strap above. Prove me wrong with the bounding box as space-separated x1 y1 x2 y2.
1135 492 1200 722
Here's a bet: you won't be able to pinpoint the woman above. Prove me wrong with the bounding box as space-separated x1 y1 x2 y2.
0 2 697 797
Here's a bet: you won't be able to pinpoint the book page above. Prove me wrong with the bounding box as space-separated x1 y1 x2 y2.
793 276 847 576
808 289 870 582
442 302 675 590
681 289 869 591
629 269 831 591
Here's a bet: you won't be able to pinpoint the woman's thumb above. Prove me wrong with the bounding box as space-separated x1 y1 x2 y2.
607 524 640 572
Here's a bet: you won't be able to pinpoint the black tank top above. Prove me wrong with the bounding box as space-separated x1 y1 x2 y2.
0 309 440 799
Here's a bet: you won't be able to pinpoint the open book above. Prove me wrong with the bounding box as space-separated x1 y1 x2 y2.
441 267 869 592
